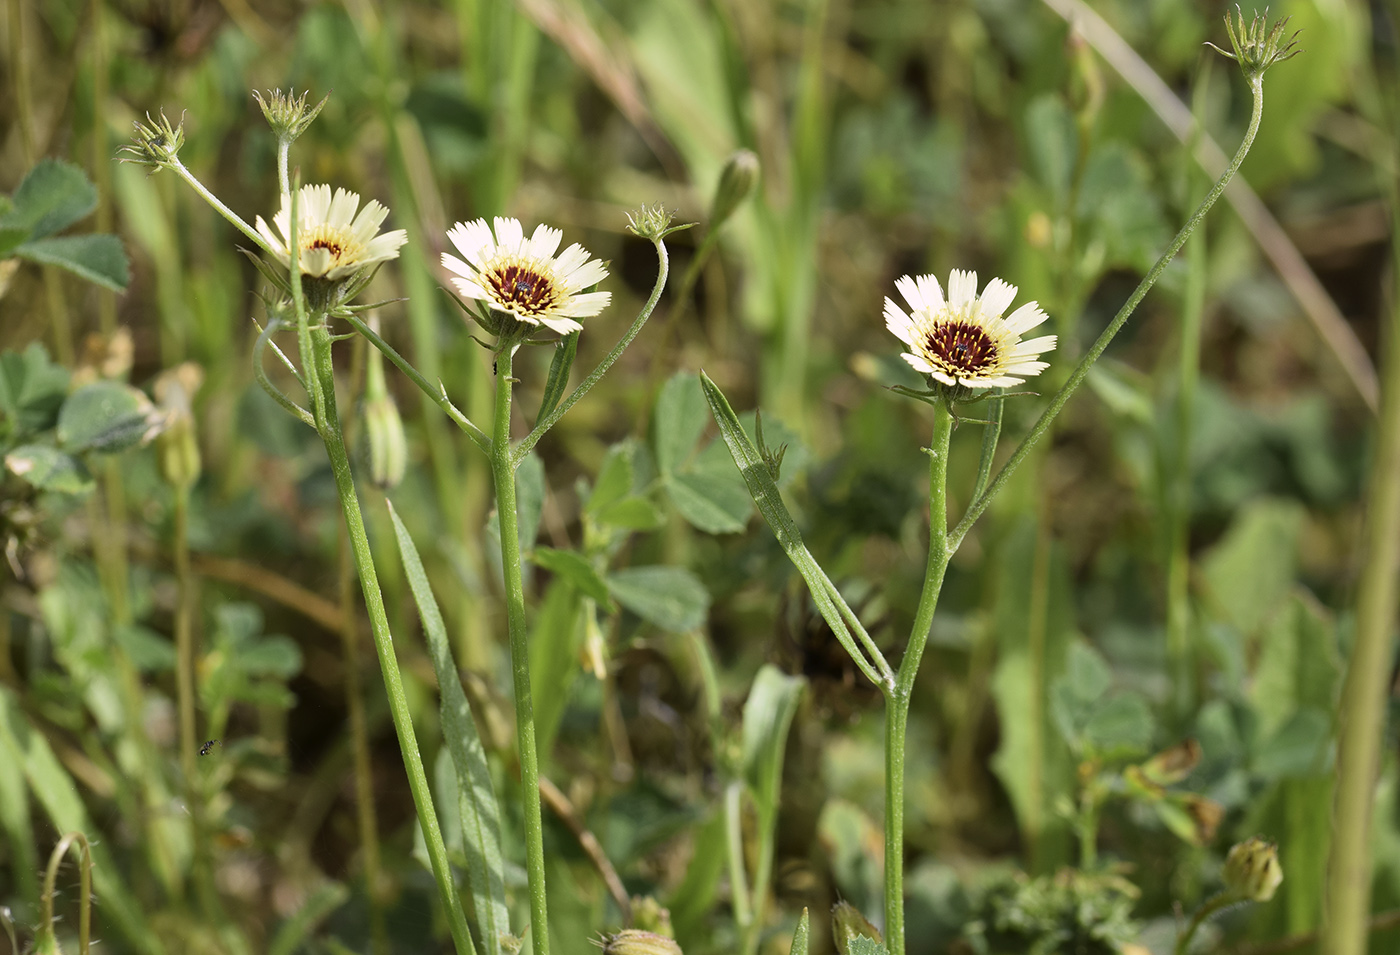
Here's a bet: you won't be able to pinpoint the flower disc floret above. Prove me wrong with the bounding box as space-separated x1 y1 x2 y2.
256 184 408 281
442 216 610 335
884 270 1056 389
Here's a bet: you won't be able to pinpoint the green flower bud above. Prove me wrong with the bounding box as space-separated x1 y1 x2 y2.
362 332 407 491
1222 837 1283 902
119 110 185 172
628 897 674 937
625 204 693 242
831 900 882 955
253 88 331 144
599 929 683 955
708 149 759 230
1206 7 1301 81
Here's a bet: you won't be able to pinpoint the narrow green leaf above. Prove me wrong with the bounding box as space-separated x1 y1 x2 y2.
607 565 710 633
594 495 663 531
0 724 39 911
537 331 579 421
529 577 584 759
387 503 510 955
17 235 130 291
972 393 1003 503
0 159 96 239
4 444 94 496
531 546 612 604
653 371 709 474
790 907 811 955
741 664 805 821
268 881 350 955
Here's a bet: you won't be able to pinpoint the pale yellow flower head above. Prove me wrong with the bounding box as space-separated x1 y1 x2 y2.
256 184 408 281
885 270 1055 389
441 216 610 336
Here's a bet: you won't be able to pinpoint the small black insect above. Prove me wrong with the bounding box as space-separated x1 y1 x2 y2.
199 739 220 756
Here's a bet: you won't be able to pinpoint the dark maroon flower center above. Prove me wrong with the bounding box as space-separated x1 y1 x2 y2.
925 320 997 374
488 263 558 316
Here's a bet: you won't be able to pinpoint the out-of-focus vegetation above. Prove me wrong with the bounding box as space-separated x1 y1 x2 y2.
1 0 1398 954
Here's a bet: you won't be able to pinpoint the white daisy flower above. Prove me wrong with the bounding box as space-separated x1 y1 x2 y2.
256 184 408 281
441 216 610 335
884 270 1056 388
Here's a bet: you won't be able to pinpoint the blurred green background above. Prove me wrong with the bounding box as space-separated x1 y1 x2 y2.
1 0 1397 953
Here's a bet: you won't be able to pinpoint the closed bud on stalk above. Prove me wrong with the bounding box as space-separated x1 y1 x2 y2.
154 363 203 490
597 929 682 955
708 149 759 230
1222 837 1283 902
831 900 882 955
629 897 674 937
362 323 407 490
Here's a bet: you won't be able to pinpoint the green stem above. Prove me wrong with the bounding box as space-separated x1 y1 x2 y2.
1175 892 1229 955
173 486 197 782
1320 95 1400 955
288 187 475 955
950 74 1267 550
725 780 753 931
883 401 954 955
490 345 551 955
513 237 670 467
167 156 273 257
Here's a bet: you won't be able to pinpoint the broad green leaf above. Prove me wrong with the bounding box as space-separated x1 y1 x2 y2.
537 331 579 421
595 495 663 531
531 546 612 604
0 159 96 240
268 881 350 955
1082 693 1154 756
1201 498 1304 635
387 503 509 955
4 444 93 495
665 469 750 533
114 624 177 672
1253 708 1332 781
607 565 710 633
819 800 882 916
0 686 159 954
1251 595 1341 740
741 664 805 821
0 343 69 437
57 380 156 454
236 635 302 678
17 234 130 291
653 371 710 474
1024 94 1076 209
586 440 637 515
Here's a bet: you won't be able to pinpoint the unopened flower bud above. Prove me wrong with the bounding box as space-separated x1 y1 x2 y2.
1222 837 1283 902
598 929 682 955
1206 8 1301 81
362 331 407 491
153 363 203 490
629 897 673 937
708 149 759 230
625 204 692 242
119 110 185 172
253 88 331 143
831 900 882 955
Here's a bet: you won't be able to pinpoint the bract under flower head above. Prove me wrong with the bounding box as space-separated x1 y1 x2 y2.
442 217 610 336
255 184 408 282
885 270 1056 389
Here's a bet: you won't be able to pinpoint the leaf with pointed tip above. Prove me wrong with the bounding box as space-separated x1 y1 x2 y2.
16 235 129 291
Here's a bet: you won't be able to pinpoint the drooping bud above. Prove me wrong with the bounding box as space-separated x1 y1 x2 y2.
119 110 186 172
362 317 407 491
153 363 204 491
598 929 683 955
708 149 759 230
1222 837 1283 902
253 88 330 144
831 900 882 955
